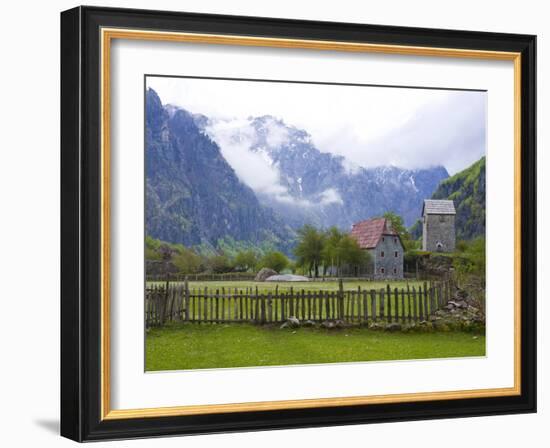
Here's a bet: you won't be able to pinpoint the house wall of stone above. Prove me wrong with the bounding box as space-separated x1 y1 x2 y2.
372 234 404 279
422 214 456 252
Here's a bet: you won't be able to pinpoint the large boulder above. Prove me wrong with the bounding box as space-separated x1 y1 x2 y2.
265 274 309 282
254 268 278 282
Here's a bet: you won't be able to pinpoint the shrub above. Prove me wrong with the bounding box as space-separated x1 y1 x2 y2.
259 251 289 273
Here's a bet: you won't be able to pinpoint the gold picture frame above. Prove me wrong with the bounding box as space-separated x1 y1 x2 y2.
61 6 536 441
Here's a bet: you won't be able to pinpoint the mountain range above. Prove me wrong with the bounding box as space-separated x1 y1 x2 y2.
145 88 477 253
145 88 295 253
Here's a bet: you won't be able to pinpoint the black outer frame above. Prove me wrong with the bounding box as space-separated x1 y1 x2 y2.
60 6 536 442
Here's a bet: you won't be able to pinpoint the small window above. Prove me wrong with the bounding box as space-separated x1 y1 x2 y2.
382 237 385 242
393 268 397 274
394 237 397 244
380 251 385 258
394 251 398 258
380 267 385 274
439 215 446 223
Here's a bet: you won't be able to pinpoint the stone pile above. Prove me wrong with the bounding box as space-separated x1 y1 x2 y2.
254 268 278 282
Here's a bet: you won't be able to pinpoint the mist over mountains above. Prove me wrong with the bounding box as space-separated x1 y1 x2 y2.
145 88 451 251
201 110 449 229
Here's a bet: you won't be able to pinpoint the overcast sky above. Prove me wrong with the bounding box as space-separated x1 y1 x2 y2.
147 76 486 175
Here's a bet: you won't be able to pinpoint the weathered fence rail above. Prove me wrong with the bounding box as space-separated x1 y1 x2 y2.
146 280 453 328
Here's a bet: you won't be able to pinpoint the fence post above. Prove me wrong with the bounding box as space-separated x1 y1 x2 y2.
184 276 189 321
370 289 377 321
300 290 305 321
412 286 418 322
429 285 435 315
267 292 273 323
386 284 392 322
406 284 412 323
307 291 312 320
394 287 399 322
363 290 368 322
255 291 259 323
161 277 170 325
379 288 385 320
421 284 427 320
400 288 405 323
338 279 344 320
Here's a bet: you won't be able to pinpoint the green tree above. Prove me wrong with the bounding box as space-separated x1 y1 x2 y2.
145 247 162 261
233 250 259 272
321 226 344 275
453 237 486 279
293 224 325 278
172 247 203 274
259 251 289 272
383 211 415 251
337 235 370 268
207 253 233 273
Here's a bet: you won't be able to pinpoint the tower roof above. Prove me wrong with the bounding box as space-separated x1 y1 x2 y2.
422 199 456 216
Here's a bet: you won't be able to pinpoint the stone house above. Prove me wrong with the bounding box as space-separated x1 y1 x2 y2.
350 217 404 279
421 199 456 252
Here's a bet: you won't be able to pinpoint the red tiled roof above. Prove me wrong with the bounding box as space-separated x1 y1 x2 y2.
350 217 398 249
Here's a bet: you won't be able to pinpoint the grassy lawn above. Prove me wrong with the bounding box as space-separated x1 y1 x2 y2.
146 323 485 371
148 279 426 293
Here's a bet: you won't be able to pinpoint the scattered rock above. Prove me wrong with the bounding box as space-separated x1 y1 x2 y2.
280 316 300 329
401 323 416 332
334 319 348 329
302 320 316 327
254 268 278 282
417 321 434 332
386 323 402 332
456 289 469 299
287 316 300 327
432 320 451 332
320 320 336 329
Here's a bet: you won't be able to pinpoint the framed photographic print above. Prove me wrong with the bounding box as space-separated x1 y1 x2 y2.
60 6 536 442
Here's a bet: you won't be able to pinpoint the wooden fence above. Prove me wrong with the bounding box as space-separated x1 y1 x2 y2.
146 280 453 328
146 272 257 282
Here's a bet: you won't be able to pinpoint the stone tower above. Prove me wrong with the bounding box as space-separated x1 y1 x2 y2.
422 199 456 252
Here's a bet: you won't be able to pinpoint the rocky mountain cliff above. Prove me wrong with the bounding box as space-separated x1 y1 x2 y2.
145 89 295 252
204 114 449 229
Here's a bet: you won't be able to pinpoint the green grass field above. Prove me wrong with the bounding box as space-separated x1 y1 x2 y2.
146 323 485 371
148 279 426 293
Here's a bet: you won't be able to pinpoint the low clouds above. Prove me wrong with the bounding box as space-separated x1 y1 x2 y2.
148 76 486 177
205 117 345 209
319 188 344 206
314 93 486 175
204 118 287 198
